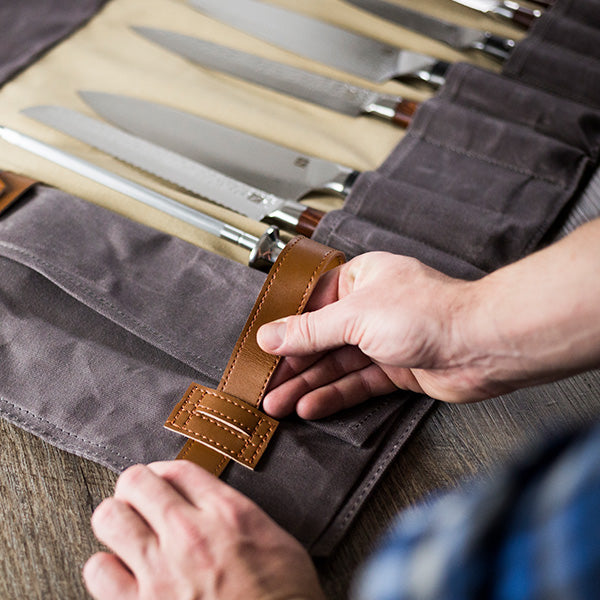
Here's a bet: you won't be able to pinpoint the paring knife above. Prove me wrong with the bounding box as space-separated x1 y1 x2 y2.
22 106 326 237
449 0 542 28
0 124 284 271
186 0 452 87
345 0 515 60
133 28 418 127
78 91 360 203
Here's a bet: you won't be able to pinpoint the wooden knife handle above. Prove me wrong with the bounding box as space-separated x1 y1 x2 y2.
296 206 325 237
511 6 541 28
392 99 419 128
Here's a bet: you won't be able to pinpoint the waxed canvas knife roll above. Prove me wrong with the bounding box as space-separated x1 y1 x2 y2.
0 187 431 556
313 61 600 267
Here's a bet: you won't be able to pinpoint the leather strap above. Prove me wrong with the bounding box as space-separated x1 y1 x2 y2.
0 171 37 215
165 236 345 475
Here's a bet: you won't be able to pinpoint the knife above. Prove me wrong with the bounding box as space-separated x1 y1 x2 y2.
449 0 542 28
185 0 452 87
77 91 360 204
344 0 516 61
22 105 327 236
0 124 284 271
133 28 418 127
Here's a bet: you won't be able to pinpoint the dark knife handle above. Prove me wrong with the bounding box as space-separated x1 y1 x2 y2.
495 3 542 28
529 0 552 7
480 32 516 61
296 207 325 237
392 99 420 128
511 5 541 28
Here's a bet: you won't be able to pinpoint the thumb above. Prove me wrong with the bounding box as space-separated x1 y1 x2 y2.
257 302 354 356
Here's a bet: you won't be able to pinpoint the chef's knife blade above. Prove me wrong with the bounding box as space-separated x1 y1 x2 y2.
450 0 542 28
78 91 359 202
186 0 451 87
0 124 284 271
22 106 325 236
133 27 418 127
345 0 515 60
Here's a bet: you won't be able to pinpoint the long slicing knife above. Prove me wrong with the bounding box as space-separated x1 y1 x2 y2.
133 28 418 127
77 92 360 203
22 106 328 237
344 0 515 60
0 124 284 271
449 0 542 28
185 0 452 87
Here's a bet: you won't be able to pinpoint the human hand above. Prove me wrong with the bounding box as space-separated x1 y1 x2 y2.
83 461 325 600
257 252 500 420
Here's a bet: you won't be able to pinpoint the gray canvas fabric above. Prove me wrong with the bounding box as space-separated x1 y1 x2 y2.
1 0 600 557
0 0 110 87
0 189 432 555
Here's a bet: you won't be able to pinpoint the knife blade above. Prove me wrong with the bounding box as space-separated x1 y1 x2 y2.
186 0 451 87
133 27 418 127
0 124 284 271
22 105 325 236
450 0 542 28
78 91 360 203
345 0 515 60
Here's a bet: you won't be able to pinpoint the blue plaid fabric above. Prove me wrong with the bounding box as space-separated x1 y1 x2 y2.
352 423 600 600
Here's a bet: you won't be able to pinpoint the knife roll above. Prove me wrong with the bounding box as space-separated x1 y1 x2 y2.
1 0 600 560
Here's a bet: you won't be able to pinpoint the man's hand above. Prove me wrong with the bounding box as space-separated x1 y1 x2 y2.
257 252 490 419
83 461 325 600
258 219 600 420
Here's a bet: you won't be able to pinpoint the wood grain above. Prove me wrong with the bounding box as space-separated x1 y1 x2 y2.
2 369 600 599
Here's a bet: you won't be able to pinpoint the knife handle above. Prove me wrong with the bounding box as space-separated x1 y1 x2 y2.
511 6 541 28
296 207 325 237
529 0 552 7
480 33 516 61
496 3 542 28
392 99 419 128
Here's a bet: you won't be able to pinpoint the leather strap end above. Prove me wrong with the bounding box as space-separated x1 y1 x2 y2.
165 383 278 470
0 171 37 215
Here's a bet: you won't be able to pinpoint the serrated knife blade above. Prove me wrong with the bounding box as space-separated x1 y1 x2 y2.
22 105 325 236
133 27 418 127
0 123 284 271
78 91 359 202
186 0 451 87
345 0 515 60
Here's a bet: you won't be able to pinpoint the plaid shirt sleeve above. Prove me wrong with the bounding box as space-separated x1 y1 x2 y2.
352 422 600 600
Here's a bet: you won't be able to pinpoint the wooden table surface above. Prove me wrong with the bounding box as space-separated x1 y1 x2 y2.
2 368 599 599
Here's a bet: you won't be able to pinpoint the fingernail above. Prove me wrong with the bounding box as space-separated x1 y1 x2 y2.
258 319 287 351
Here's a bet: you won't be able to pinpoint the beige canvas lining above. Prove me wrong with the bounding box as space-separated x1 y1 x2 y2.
0 0 521 264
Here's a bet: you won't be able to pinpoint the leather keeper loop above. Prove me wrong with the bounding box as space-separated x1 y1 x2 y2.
165 236 345 473
0 171 37 215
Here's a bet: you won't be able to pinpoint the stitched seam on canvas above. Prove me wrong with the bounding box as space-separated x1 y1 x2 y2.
333 403 433 534
0 242 222 375
406 131 569 187
0 396 136 465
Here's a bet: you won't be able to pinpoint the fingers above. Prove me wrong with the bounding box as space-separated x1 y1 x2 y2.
145 460 241 509
263 346 372 417
90 497 155 575
264 346 398 420
295 364 397 419
257 297 359 356
83 552 137 600
113 464 201 543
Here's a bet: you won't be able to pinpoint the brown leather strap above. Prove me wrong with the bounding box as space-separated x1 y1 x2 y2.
0 171 37 215
165 236 345 475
